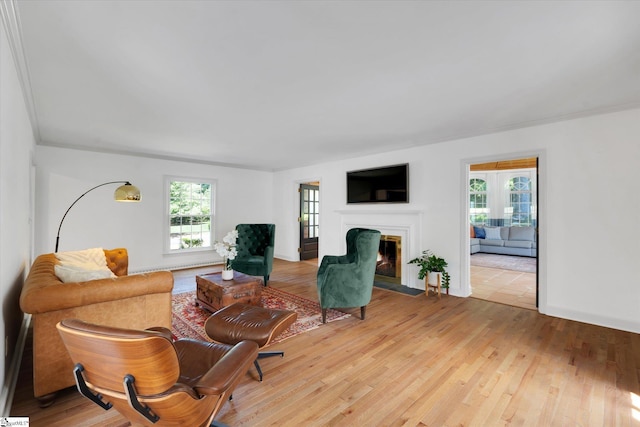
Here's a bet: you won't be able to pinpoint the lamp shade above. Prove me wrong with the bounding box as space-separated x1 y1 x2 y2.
114 183 141 201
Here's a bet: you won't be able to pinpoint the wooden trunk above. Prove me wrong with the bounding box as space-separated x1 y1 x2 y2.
195 272 263 312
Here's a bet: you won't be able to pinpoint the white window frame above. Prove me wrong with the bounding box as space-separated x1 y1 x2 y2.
164 176 216 254
469 177 489 225
506 175 533 226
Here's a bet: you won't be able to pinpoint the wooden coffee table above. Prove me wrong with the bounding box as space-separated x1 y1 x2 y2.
195 271 263 312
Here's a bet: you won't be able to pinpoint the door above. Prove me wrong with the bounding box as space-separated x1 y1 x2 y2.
299 183 319 260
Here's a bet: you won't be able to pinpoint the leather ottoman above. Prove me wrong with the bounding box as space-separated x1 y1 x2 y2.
195 272 263 312
205 303 297 381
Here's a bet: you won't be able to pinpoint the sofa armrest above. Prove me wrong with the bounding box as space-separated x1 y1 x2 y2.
21 270 174 314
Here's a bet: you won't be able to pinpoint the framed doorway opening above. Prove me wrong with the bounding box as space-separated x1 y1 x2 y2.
466 156 539 310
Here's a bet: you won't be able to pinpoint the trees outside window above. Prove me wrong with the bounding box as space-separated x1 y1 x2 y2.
469 178 488 225
507 176 532 226
169 180 214 251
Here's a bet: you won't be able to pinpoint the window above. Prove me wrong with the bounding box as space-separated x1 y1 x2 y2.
469 178 488 225
167 179 214 251
507 176 532 226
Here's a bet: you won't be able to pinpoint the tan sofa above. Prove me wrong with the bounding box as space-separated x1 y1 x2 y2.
20 248 174 406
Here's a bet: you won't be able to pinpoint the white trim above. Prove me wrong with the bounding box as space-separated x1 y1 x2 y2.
0 0 40 141
461 150 546 309
545 305 640 334
0 314 31 416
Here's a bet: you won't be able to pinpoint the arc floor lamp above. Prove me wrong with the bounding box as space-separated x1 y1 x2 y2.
55 181 141 252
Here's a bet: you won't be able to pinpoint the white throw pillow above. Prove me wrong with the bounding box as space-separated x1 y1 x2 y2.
55 247 108 268
54 247 116 282
484 227 502 240
54 264 116 283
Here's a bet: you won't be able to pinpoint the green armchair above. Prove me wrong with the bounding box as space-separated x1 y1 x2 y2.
316 228 381 323
230 224 275 286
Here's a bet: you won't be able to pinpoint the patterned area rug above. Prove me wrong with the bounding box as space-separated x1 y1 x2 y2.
470 253 537 273
172 287 351 344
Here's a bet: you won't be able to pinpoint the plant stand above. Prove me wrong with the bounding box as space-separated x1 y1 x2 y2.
425 273 441 299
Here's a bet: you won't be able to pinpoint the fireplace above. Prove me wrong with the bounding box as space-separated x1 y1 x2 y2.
376 235 402 284
339 209 422 289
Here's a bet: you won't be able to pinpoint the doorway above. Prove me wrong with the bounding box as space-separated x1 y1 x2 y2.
468 157 538 310
299 183 319 260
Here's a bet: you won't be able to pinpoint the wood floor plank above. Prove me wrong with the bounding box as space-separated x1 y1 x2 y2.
10 258 640 426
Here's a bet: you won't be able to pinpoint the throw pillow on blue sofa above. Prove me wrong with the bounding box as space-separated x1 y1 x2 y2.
484 227 502 240
473 226 486 239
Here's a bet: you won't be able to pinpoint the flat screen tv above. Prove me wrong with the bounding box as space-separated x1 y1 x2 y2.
347 164 409 204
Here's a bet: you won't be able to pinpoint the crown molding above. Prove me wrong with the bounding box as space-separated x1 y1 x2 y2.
0 0 41 142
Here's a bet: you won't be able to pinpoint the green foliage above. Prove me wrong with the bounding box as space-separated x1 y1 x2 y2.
471 214 488 225
441 271 450 289
408 250 448 280
470 178 487 192
170 181 211 216
181 238 203 248
170 181 212 226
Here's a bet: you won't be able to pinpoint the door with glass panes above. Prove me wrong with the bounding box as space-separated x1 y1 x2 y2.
299 183 319 260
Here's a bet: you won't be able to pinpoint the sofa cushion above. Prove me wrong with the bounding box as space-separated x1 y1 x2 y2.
473 226 486 239
509 226 535 241
504 240 534 249
480 239 504 247
470 225 475 238
484 227 502 240
499 227 509 240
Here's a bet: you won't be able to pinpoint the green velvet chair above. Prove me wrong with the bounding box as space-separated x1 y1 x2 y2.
230 224 275 286
316 228 381 323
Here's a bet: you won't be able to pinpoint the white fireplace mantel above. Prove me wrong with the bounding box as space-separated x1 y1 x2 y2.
337 209 423 289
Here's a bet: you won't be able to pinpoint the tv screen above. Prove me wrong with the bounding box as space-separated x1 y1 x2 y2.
347 164 409 204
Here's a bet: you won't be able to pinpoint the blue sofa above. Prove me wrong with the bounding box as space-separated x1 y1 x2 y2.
471 225 536 257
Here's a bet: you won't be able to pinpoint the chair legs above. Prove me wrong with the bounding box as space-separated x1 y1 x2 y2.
322 306 366 324
254 351 285 381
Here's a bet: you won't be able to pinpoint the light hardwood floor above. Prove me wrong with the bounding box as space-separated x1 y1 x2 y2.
11 259 640 426
470 266 537 311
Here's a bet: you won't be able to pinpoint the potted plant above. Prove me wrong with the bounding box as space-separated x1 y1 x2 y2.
408 250 449 292
213 229 238 280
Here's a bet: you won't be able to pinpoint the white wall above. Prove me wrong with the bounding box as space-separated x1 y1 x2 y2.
34 147 274 272
0 17 35 414
274 108 640 334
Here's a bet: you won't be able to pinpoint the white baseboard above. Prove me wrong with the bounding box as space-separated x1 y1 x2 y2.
545 305 640 334
1 313 31 416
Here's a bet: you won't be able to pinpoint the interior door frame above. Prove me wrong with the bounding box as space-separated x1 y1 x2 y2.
460 150 547 313
299 183 320 260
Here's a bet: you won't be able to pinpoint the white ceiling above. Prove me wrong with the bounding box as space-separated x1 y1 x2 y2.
9 1 640 171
